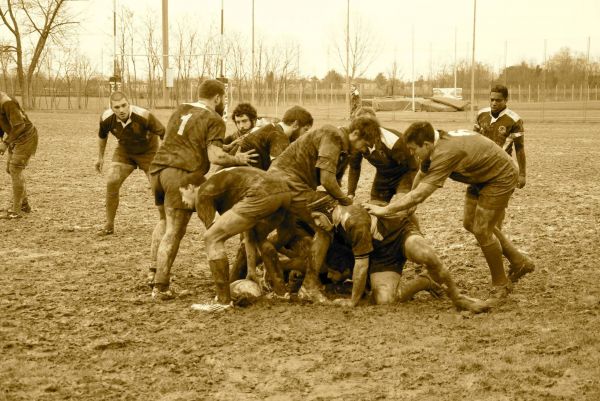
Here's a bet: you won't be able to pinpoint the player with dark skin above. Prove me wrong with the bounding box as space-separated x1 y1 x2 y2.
95 91 165 235
149 80 258 300
364 122 534 304
179 167 292 311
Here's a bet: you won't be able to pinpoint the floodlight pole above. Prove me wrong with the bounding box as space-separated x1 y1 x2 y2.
345 0 350 118
251 0 255 104
113 0 117 78
411 25 415 112
162 0 169 107
470 0 477 118
453 26 457 94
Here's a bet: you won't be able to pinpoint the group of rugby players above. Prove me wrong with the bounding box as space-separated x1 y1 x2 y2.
0 80 535 313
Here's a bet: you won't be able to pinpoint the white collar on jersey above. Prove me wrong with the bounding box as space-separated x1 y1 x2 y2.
489 107 508 124
183 100 212 112
118 110 132 127
433 130 440 146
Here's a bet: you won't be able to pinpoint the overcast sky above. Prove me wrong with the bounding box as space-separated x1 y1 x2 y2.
74 0 600 80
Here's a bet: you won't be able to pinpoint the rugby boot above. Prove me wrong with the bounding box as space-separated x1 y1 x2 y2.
485 281 513 307
508 255 535 283
20 199 31 213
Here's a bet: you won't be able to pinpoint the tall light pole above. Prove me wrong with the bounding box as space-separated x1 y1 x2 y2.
345 0 350 118
470 0 477 117
162 0 169 106
251 0 255 104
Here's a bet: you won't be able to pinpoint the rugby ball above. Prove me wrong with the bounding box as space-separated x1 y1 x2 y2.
230 279 262 305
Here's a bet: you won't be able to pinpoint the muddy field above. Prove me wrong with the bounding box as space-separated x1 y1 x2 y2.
1 108 599 400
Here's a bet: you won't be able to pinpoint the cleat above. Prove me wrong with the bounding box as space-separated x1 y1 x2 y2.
97 227 114 236
151 286 176 301
485 282 513 307
453 295 491 314
20 202 31 213
508 256 535 283
0 211 21 220
298 285 329 304
190 301 233 313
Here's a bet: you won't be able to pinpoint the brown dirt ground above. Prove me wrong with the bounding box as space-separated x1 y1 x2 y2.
1 108 599 401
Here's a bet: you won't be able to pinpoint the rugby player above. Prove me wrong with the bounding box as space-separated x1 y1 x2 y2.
364 122 534 303
0 91 38 219
149 79 258 299
350 83 361 118
474 84 527 189
268 116 380 302
179 166 292 311
95 91 165 235
347 107 418 205
222 102 258 153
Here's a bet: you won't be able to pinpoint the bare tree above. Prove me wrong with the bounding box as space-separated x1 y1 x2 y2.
333 16 380 81
0 0 77 108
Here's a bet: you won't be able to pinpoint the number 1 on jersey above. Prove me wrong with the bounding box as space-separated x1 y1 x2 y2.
177 113 192 135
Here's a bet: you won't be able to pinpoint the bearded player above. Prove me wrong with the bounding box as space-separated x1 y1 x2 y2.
223 103 258 153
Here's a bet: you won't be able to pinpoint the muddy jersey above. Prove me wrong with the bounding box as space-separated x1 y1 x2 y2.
238 123 289 170
474 107 524 155
150 102 225 174
0 92 36 145
269 125 350 191
194 166 290 225
348 127 417 193
98 105 165 155
419 130 517 188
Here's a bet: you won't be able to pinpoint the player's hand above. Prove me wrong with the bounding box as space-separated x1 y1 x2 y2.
362 202 389 217
338 196 353 206
94 158 103 173
517 175 526 189
234 148 258 165
333 298 355 307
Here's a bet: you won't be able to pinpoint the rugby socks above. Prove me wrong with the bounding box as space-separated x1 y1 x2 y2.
480 240 508 286
493 228 526 266
209 258 231 304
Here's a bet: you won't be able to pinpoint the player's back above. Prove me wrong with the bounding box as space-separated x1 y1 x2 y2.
365 127 416 176
238 123 289 170
151 102 225 174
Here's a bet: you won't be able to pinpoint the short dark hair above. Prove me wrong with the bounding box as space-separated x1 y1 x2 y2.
282 105 313 127
198 79 225 99
232 103 257 122
353 107 377 119
490 84 509 99
404 121 435 146
109 91 128 103
349 116 380 143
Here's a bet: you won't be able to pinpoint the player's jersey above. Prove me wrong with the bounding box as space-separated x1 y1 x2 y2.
0 92 36 145
269 125 350 191
194 166 290 227
98 105 165 155
474 107 524 155
150 102 225 174
419 130 517 188
238 123 289 170
348 126 418 194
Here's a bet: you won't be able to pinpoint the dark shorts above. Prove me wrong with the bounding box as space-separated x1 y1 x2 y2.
112 145 157 172
369 219 422 275
7 130 38 170
231 185 292 221
465 172 517 210
151 167 206 210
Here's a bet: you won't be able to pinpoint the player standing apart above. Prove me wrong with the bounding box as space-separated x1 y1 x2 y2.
364 122 534 304
95 91 165 235
0 91 38 219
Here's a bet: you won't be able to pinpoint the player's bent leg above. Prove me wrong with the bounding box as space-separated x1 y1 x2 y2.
462 195 478 234
148 205 167 287
152 207 192 298
259 239 287 295
472 205 512 303
404 234 489 313
298 228 331 304
8 164 26 217
103 162 135 234
493 227 535 283
370 271 401 305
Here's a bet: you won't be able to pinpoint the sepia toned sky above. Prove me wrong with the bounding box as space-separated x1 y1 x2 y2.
73 0 600 79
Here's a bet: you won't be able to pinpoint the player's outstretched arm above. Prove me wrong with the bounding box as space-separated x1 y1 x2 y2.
207 144 258 167
364 182 437 217
320 169 353 206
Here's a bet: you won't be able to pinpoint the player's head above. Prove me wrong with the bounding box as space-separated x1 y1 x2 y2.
198 79 226 116
109 91 130 122
232 103 258 135
404 121 436 161
282 106 313 139
348 116 380 155
490 84 509 114
353 107 377 120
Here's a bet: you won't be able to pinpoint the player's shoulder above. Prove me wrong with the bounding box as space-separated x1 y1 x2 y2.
380 127 401 150
100 108 115 122
477 106 491 117
503 108 522 123
130 105 150 120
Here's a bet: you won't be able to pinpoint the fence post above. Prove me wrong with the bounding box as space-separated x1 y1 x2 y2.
528 84 531 102
571 84 574 101
555 84 558 101
580 84 583 101
537 84 540 103
518 84 521 102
